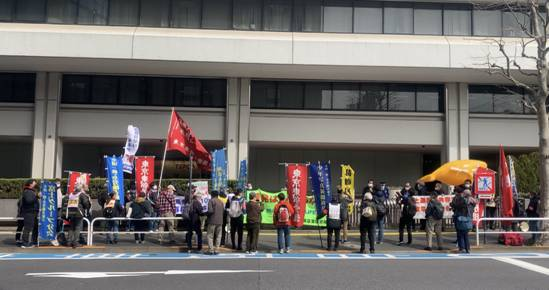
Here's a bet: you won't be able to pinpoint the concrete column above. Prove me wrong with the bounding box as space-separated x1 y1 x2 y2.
31 72 62 179
444 83 469 163
237 78 251 176
31 72 47 178
226 78 240 180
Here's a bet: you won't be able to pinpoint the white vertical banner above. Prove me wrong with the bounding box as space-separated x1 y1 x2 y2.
122 125 140 173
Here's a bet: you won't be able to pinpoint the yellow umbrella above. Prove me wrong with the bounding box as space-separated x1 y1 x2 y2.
418 160 488 186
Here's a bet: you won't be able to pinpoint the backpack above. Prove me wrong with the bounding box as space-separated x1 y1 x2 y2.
456 215 473 231
374 199 386 217
361 203 377 221
103 199 115 218
181 202 190 221
277 204 290 224
228 198 243 218
432 200 444 220
498 233 524 246
404 199 417 217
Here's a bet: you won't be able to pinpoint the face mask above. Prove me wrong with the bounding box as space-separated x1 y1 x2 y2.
381 185 386 189
465 184 471 188
405 186 410 190
368 183 373 188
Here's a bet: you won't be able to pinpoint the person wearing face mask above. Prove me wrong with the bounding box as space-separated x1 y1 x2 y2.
363 180 375 196
397 182 416 245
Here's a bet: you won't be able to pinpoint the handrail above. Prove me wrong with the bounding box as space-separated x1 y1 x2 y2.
475 217 549 246
88 217 183 246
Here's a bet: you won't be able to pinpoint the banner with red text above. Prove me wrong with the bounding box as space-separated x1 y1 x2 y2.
286 164 308 228
67 171 91 194
135 156 155 194
412 195 484 225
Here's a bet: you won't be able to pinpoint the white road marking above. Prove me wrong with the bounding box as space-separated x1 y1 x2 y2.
128 254 141 258
317 254 325 258
339 254 348 259
494 257 549 276
26 270 273 279
0 254 14 258
266 254 273 258
113 254 125 259
80 254 95 259
385 254 396 259
64 254 80 259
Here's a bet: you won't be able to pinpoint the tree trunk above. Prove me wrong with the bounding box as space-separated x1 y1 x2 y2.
537 100 549 245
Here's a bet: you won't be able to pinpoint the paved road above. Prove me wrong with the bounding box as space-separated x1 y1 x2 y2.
1 252 549 290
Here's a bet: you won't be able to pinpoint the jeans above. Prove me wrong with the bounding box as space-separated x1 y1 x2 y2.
67 217 83 246
457 229 470 252
529 220 541 243
327 227 341 250
148 211 157 231
376 218 385 243
106 220 119 243
230 216 244 249
277 226 291 251
207 224 222 253
399 216 413 243
186 222 203 251
360 219 376 252
246 223 260 252
426 218 442 249
22 212 38 246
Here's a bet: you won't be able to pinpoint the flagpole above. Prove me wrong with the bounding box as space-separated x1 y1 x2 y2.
189 152 193 192
159 108 174 190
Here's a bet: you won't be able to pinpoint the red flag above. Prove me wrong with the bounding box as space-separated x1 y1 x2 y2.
135 156 155 194
286 164 308 227
67 171 91 193
166 110 211 171
499 145 514 218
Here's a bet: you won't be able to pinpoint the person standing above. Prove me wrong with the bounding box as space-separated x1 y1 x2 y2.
485 197 497 230
397 184 416 245
324 197 342 251
373 185 387 244
206 191 224 255
273 193 294 254
61 184 91 248
424 193 444 251
219 191 229 247
339 188 352 244
127 192 153 244
103 192 123 244
156 185 177 244
186 194 204 253
146 184 159 232
246 192 264 254
359 192 377 254
526 192 541 245
20 179 39 248
451 189 477 254
227 189 246 251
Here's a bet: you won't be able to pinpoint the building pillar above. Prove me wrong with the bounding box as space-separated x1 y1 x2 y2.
237 78 251 178
31 72 62 179
444 83 469 163
226 78 240 180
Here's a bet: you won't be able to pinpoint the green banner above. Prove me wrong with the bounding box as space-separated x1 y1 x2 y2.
246 189 326 227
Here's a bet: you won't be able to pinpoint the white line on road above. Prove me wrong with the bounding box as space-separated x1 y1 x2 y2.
64 254 80 259
266 254 273 258
128 254 141 259
339 254 348 259
0 254 13 258
113 254 125 259
385 254 396 259
80 254 95 259
317 254 325 258
493 257 549 276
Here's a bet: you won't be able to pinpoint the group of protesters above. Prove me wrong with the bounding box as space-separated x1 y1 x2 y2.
15 177 539 254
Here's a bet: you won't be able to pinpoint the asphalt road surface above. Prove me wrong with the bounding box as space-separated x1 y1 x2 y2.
1 252 549 290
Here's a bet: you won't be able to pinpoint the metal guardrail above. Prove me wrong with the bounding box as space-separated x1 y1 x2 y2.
475 217 549 246
0 217 90 247
89 217 183 246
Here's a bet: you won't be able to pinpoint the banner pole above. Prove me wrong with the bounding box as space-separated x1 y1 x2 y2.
159 108 174 190
317 218 323 249
189 152 194 193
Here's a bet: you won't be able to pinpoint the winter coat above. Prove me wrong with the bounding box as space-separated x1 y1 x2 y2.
207 197 225 226
61 192 91 219
246 200 264 224
103 199 124 218
273 200 294 227
20 187 39 214
128 198 153 219
526 196 540 218
339 193 352 222
324 201 343 229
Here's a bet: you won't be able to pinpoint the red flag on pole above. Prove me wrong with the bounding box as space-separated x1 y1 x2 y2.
499 145 514 218
135 156 155 194
67 171 91 193
166 110 211 171
286 164 308 228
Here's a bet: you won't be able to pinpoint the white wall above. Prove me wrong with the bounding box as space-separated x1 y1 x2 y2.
0 105 33 137
469 115 538 148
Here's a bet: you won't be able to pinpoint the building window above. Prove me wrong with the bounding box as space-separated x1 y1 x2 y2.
62 75 91 104
251 81 277 108
323 0 353 33
140 0 170 28
119 77 146 105
332 83 360 110
293 0 322 32
359 84 387 111
414 3 442 35
304 82 332 110
383 2 413 34
353 1 382 34
469 85 528 114
175 78 202 106
147 77 174 106
171 0 201 28
15 0 46 22
90 76 118 104
0 0 14 21
233 0 262 30
201 79 226 107
108 0 139 26
473 9 502 36
493 88 524 114
277 82 304 109
0 73 35 103
444 4 472 36
263 0 292 32
77 0 109 25
47 0 77 24
503 9 531 37
202 0 232 29
388 84 415 111
417 85 443 112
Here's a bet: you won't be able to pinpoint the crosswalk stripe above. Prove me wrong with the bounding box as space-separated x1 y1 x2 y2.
494 257 549 276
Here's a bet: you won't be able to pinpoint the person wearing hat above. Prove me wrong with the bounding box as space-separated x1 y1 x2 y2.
103 192 123 244
155 185 177 243
359 192 377 254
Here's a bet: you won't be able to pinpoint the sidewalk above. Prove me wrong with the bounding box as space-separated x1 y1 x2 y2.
1 229 546 254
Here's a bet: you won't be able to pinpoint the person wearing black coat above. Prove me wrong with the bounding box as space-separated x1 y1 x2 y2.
186 194 204 252
127 193 153 244
324 197 343 251
20 179 39 248
103 192 124 244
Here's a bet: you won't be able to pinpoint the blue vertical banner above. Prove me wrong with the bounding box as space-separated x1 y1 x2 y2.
310 162 332 217
105 155 125 206
211 149 227 191
39 181 57 241
238 160 247 190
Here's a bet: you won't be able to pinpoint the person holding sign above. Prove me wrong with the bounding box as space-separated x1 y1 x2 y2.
273 193 294 254
324 197 343 251
61 184 91 248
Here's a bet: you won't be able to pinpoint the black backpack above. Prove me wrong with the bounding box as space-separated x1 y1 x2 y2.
404 199 417 217
103 206 114 218
374 198 386 217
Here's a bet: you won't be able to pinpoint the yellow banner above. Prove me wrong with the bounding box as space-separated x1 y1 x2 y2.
341 165 355 213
